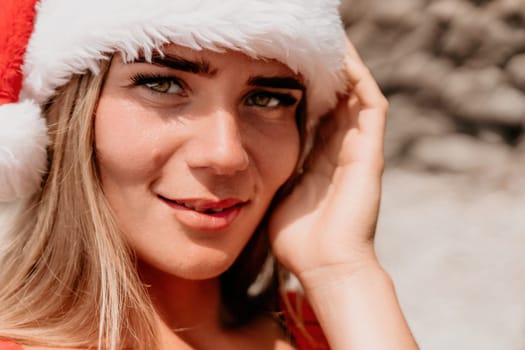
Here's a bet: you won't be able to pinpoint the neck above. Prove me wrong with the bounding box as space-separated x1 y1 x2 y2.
137 261 222 334
136 261 286 350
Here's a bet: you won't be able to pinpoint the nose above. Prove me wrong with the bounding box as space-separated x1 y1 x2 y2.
187 108 249 176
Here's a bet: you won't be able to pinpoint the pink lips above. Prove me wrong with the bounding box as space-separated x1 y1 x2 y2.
159 195 246 231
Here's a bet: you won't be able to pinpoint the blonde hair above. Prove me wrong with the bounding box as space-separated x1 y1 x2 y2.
0 57 309 350
0 62 157 350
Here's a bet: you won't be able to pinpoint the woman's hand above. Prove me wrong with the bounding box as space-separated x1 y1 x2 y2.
269 38 388 285
268 39 419 350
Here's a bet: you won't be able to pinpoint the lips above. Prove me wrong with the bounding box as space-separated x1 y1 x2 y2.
163 197 245 214
175 201 230 214
158 195 247 231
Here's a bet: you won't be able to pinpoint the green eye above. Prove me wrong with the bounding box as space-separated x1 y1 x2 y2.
145 80 183 94
247 93 280 107
246 91 298 108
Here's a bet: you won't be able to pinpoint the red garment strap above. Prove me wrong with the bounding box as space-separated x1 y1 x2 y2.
281 291 330 350
0 340 23 350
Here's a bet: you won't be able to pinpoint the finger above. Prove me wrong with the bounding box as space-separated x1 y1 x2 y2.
344 37 364 65
344 57 388 114
341 38 388 138
333 72 386 146
331 98 385 172
319 39 386 171
344 37 387 109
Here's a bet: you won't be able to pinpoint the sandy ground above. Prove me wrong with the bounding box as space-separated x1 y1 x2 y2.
377 167 525 350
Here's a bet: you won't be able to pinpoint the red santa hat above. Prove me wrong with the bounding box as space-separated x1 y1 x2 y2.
0 0 347 202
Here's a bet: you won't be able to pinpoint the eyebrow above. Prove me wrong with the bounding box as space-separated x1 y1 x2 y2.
133 53 217 77
247 76 305 91
132 53 305 91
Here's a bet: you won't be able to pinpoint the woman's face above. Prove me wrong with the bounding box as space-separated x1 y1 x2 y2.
95 45 303 280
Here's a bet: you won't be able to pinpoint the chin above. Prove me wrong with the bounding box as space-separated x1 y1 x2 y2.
142 248 239 281
176 260 234 280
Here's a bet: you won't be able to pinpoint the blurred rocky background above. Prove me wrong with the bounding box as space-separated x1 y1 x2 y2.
339 0 525 349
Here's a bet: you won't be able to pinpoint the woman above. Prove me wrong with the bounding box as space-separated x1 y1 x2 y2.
0 0 419 349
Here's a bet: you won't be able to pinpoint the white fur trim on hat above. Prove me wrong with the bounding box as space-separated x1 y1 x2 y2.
22 0 347 118
0 100 49 201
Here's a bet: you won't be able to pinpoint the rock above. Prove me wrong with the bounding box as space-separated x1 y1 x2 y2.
464 85 525 125
442 67 525 126
385 94 455 162
433 2 488 63
345 0 440 63
339 0 371 25
341 0 426 25
342 0 525 166
488 0 525 27
372 53 453 99
370 0 426 25
408 133 511 173
471 18 525 67
507 54 525 90
428 0 522 66
427 0 475 22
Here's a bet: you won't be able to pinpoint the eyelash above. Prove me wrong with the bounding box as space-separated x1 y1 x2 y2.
245 91 298 108
130 73 299 108
130 73 186 94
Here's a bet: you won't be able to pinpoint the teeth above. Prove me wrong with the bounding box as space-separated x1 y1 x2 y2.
177 201 227 214
181 202 196 210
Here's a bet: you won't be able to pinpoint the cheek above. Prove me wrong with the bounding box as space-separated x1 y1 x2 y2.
255 123 301 189
94 95 164 184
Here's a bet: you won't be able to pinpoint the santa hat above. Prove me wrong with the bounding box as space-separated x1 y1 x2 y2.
0 0 347 202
